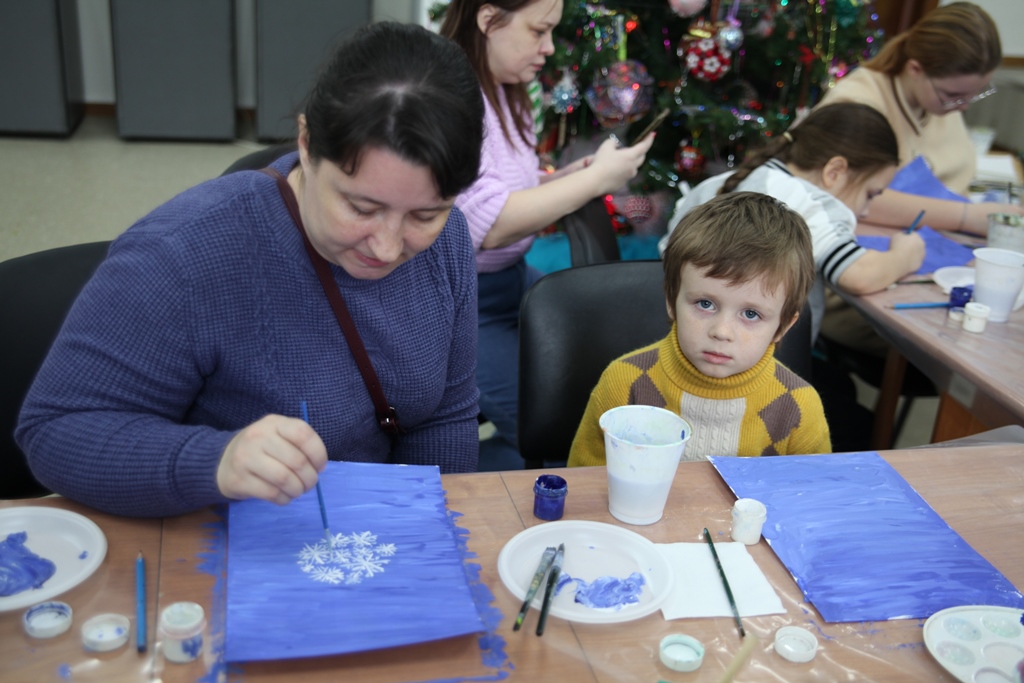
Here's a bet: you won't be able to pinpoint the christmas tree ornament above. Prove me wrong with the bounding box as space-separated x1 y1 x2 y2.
681 35 731 82
551 72 581 115
668 0 708 18
584 60 655 128
528 79 545 137
717 22 744 52
674 142 706 179
622 194 654 224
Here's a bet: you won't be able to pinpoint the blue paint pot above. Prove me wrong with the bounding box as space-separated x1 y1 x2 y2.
533 475 568 521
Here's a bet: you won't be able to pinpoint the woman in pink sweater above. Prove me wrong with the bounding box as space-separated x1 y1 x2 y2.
441 0 654 468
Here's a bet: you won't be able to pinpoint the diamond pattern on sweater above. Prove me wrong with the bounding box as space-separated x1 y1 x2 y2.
759 389 801 443
628 372 667 408
624 347 660 372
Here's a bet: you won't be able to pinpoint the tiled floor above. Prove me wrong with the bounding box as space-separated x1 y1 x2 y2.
1 115 940 452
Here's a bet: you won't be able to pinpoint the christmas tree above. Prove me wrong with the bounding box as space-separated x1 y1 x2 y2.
431 0 883 235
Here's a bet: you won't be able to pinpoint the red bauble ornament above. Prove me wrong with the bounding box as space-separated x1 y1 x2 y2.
681 36 731 82
674 143 706 178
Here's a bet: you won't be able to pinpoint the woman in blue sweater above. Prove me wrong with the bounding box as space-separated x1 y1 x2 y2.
16 23 485 517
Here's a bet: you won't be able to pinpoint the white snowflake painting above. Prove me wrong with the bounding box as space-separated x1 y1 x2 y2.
297 531 397 585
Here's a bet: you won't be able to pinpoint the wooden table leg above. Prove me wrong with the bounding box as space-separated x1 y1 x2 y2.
872 346 907 450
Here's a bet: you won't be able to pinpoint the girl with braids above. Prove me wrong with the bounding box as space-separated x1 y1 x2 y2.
814 2 1022 235
660 103 924 342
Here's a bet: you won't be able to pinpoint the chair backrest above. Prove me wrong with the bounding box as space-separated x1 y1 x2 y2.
563 197 621 267
0 241 111 498
516 260 815 468
518 260 669 468
220 142 297 176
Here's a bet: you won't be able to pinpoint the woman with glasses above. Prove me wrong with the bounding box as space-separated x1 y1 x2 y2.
813 2 1021 236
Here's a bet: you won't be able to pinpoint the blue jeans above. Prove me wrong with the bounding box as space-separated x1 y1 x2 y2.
476 260 544 468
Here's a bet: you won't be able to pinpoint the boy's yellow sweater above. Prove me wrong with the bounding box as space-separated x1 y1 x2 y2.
568 325 831 466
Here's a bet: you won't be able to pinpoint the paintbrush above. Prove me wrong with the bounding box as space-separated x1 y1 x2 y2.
513 546 557 631
536 543 565 636
301 401 334 551
888 302 949 310
716 634 759 683
704 528 745 638
905 210 926 234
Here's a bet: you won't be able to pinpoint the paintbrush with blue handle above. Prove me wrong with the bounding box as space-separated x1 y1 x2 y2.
301 401 333 551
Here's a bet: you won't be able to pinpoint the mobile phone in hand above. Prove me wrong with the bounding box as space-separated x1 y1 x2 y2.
630 108 670 146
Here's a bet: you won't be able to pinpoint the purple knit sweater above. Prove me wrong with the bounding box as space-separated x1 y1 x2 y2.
16 153 480 517
454 87 541 273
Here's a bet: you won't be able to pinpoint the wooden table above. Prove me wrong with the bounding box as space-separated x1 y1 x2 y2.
4 443 1024 682
833 224 1024 447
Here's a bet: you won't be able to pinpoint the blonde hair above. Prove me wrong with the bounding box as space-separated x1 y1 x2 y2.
663 192 814 335
865 2 1001 78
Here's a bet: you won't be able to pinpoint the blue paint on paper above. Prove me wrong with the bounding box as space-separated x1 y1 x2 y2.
57 664 71 680
196 510 234 683
78 551 88 560
225 462 488 664
0 532 57 597
857 227 975 275
555 572 646 610
709 452 1024 623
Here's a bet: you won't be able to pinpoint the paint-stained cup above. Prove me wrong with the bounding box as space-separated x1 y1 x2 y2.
731 498 768 544
972 248 1024 323
159 601 205 664
600 405 691 525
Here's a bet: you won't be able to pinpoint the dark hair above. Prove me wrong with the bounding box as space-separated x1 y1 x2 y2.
865 2 1001 78
720 103 899 194
663 192 814 334
303 22 484 199
440 0 539 147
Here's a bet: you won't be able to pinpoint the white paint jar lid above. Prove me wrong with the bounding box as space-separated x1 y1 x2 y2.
774 626 818 663
659 633 705 672
23 601 73 638
81 613 130 652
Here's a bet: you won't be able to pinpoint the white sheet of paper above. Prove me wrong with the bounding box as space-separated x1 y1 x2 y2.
975 154 1018 183
657 542 785 620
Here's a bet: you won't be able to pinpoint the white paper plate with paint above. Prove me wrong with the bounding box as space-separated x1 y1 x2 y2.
923 605 1024 682
932 266 975 294
497 520 673 624
0 507 107 612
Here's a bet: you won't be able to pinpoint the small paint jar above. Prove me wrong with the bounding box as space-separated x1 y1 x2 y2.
533 475 568 521
949 285 973 308
159 601 205 664
962 302 990 334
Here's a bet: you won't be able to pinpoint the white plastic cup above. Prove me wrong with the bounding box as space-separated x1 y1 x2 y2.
159 602 205 664
971 248 1024 323
731 498 767 544
599 405 691 525
962 302 990 334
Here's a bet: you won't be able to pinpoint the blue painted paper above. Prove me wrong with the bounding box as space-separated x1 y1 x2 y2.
226 462 485 662
888 156 970 204
709 452 1024 623
857 227 976 275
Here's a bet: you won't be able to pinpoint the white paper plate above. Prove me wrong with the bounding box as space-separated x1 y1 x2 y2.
932 266 975 294
497 520 673 624
923 605 1024 683
0 507 107 612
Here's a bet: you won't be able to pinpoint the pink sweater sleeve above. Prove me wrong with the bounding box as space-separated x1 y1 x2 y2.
455 88 541 273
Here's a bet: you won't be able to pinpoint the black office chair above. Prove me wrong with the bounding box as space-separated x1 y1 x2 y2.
562 197 621 267
221 141 297 176
516 260 815 469
0 241 112 499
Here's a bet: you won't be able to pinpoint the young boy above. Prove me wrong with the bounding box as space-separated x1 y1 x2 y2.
568 192 831 466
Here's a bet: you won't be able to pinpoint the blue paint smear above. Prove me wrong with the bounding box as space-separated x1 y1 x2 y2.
57 664 71 680
0 531 57 597
556 572 646 610
195 508 236 683
709 452 1024 622
222 461 505 680
78 551 88 560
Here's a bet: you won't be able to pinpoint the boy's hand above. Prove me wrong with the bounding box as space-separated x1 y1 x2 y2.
216 414 328 505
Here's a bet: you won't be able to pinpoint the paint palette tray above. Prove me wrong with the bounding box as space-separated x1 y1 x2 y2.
923 605 1024 682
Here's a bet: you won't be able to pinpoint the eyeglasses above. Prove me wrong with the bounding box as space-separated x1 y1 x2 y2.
929 78 997 110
